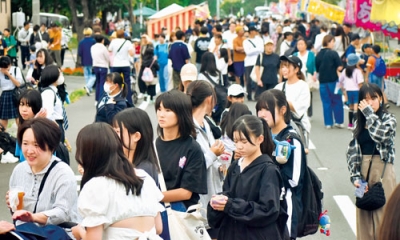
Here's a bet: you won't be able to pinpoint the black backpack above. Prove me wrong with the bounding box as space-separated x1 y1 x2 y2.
281 131 323 237
203 73 227 124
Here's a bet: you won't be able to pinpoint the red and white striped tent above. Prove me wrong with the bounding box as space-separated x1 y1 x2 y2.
147 3 209 38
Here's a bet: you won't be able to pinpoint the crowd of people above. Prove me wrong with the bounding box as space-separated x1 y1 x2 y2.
0 13 398 240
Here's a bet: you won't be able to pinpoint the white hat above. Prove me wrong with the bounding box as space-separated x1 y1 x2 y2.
180 63 198 82
282 26 292 34
228 84 246 96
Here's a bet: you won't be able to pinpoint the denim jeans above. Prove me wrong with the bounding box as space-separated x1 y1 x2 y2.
159 64 169 92
369 73 384 89
83 66 96 90
93 67 108 101
111 66 132 104
319 82 344 126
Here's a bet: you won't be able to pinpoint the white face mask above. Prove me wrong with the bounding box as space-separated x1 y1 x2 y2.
103 83 113 94
56 73 65 85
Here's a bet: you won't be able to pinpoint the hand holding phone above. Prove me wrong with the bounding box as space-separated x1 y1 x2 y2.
355 180 368 198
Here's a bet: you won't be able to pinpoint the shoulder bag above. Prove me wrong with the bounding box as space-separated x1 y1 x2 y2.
156 153 211 240
355 151 387 211
12 67 34 105
38 32 48 49
142 59 158 85
250 53 264 83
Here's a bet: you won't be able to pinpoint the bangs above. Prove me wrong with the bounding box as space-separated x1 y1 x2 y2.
232 121 256 146
19 97 29 105
359 83 382 102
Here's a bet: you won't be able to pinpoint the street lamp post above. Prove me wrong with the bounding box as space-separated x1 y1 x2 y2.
32 0 40 25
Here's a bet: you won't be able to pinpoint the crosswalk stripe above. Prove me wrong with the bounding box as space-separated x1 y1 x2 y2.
309 139 316 149
333 195 357 236
138 100 149 110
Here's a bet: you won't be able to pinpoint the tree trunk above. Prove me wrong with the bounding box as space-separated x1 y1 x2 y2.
128 0 133 29
66 0 83 41
53 0 59 14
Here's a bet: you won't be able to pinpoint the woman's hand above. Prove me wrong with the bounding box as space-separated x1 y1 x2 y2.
257 80 263 87
358 99 370 111
78 164 84 175
0 221 15 234
72 224 85 240
211 140 225 156
210 195 228 211
35 108 47 118
12 210 34 222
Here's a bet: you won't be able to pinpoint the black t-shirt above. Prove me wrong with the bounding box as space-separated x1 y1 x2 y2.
194 37 211 63
256 52 280 84
357 128 379 155
315 48 342 83
156 136 207 208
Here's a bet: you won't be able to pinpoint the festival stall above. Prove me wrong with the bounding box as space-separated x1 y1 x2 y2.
147 3 209 38
344 0 400 104
306 0 345 23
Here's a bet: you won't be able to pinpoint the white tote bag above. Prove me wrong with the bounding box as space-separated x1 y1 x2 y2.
250 53 264 83
157 159 211 240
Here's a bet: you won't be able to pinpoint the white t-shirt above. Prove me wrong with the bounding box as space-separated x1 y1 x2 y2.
198 72 222 85
222 30 237 49
0 66 23 91
339 68 364 91
275 80 311 132
216 57 228 75
243 36 264 67
79 169 164 239
280 40 291 56
108 38 134 67
41 85 63 121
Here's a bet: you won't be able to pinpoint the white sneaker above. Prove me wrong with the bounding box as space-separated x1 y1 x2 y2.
94 101 98 106
1 152 18 163
138 93 144 99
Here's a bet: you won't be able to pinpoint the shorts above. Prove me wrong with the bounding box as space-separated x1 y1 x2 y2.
233 61 245 77
369 73 383 89
347 91 359 105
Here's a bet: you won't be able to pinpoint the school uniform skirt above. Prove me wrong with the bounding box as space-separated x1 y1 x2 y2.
0 90 18 119
356 155 397 240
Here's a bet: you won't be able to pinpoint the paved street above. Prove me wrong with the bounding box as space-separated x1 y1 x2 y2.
0 73 399 239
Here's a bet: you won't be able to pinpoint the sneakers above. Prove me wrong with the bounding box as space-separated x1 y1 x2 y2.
84 86 91 96
325 125 332 129
138 93 144 99
347 123 354 130
334 123 345 129
1 152 18 164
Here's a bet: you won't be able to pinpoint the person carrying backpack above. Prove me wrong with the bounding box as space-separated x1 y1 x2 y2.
366 45 389 108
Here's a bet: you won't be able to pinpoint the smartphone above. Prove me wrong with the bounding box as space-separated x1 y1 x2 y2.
355 180 368 198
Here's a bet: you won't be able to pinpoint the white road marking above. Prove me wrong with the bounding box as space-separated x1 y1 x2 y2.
309 139 316 149
138 100 149 110
333 195 357 236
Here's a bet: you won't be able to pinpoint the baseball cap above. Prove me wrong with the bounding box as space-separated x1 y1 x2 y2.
347 53 360 67
180 63 198 82
228 84 246 96
362 43 372 52
248 26 258 32
280 55 303 70
264 39 274 45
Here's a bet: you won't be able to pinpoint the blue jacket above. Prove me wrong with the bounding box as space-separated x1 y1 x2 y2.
95 92 127 124
78 37 96 66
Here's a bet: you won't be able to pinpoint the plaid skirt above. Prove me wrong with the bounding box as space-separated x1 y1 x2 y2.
0 90 18 119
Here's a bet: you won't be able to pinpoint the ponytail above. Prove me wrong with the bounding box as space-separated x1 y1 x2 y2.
121 76 128 98
259 117 274 158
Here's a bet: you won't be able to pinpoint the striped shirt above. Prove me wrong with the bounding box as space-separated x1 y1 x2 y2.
9 156 79 225
347 107 396 183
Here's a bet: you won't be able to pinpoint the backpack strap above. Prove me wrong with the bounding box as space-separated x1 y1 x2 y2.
117 40 127 53
33 160 59 213
203 72 222 86
248 40 256 48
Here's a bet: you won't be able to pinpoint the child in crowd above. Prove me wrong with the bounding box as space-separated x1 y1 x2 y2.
207 115 286 239
25 45 37 83
339 53 364 130
256 89 307 239
220 84 245 122
95 72 128 124
219 103 252 166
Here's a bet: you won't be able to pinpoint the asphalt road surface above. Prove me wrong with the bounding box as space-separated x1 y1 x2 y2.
1 75 399 240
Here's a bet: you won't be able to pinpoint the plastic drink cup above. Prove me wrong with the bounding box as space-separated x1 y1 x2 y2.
10 187 25 210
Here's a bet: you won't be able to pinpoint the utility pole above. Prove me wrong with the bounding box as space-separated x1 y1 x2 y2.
216 0 220 19
32 0 40 25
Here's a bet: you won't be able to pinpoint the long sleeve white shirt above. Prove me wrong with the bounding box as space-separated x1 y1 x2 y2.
91 43 110 68
18 29 31 45
243 36 264 67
